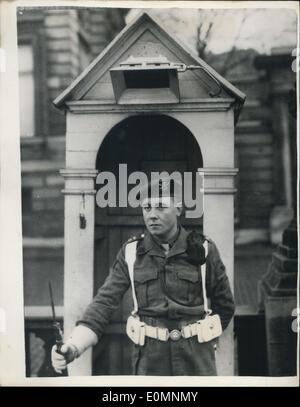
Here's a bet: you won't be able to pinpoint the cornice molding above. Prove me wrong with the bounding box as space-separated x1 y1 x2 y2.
60 169 98 178
199 168 239 176
65 99 235 114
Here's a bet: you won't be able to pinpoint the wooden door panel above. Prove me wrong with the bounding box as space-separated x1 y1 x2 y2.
93 115 203 374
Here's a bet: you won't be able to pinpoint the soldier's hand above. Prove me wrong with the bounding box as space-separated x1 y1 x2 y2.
51 343 77 374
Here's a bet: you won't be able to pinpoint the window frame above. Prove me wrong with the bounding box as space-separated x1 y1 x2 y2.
17 14 48 138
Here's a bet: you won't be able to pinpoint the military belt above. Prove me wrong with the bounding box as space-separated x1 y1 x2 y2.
144 321 200 342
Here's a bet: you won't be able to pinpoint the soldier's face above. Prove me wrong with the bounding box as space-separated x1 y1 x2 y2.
142 197 182 241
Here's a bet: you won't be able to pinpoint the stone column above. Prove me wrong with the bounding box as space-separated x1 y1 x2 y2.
60 168 98 376
200 167 238 375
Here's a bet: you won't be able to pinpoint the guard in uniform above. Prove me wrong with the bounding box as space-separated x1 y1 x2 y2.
51 178 235 376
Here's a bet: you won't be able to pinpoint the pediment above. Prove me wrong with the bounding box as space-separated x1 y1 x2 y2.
54 12 245 120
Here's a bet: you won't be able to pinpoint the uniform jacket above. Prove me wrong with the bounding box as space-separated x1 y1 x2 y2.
78 226 235 339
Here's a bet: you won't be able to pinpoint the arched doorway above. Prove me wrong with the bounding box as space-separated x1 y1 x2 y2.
93 114 203 374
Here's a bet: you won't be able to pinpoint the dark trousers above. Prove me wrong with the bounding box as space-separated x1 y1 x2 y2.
131 332 217 376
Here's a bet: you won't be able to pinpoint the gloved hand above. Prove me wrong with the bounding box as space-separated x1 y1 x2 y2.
51 342 78 374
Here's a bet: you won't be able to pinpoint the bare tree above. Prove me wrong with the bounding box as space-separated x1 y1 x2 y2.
196 9 227 59
219 10 256 75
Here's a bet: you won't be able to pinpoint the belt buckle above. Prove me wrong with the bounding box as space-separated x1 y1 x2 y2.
169 329 181 341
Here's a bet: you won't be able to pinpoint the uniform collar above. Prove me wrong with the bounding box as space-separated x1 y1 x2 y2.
152 226 180 248
167 226 188 258
137 226 188 258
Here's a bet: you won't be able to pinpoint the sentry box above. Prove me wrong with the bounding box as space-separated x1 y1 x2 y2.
54 12 245 376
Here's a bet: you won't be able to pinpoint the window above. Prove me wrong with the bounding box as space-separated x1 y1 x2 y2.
124 70 170 89
18 44 35 137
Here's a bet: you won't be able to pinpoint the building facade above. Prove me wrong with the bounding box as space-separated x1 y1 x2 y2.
18 7 126 376
18 8 297 376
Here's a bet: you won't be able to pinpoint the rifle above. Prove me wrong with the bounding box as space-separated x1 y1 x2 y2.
49 281 68 376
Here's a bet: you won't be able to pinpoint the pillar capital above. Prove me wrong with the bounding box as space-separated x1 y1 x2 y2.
60 168 98 196
198 167 238 195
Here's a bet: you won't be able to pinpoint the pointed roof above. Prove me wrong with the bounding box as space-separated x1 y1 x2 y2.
54 11 246 122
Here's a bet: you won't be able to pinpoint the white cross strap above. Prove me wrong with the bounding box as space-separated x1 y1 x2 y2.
125 240 138 315
125 238 211 316
201 240 211 315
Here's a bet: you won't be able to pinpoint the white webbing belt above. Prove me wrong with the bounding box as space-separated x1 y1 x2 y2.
125 241 138 315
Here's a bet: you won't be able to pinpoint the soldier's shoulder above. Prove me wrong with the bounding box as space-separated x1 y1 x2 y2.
186 229 211 243
125 233 145 245
203 236 217 250
118 234 145 263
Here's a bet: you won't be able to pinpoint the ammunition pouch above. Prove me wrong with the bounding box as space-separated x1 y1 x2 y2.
126 314 146 346
196 314 222 343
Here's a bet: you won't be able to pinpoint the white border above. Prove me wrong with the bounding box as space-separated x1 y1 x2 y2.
0 0 299 387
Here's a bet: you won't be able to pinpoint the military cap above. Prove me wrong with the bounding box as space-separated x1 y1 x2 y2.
139 176 182 203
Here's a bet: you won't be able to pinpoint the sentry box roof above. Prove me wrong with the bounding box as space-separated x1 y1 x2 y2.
54 12 246 123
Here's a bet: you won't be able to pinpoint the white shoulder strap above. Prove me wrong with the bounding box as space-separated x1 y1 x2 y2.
201 240 212 315
126 238 210 315
125 241 138 315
